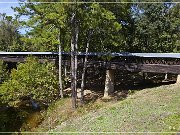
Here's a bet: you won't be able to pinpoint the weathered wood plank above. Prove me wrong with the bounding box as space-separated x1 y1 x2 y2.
111 63 180 74
139 64 180 74
1 55 180 74
0 57 25 62
0 57 56 63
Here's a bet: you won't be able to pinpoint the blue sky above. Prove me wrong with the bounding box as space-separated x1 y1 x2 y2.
0 0 20 17
0 0 28 34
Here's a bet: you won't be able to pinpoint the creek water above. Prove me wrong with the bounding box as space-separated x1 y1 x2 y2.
0 103 44 132
20 111 43 131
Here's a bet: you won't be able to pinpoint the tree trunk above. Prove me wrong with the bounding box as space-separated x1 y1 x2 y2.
58 31 63 98
74 26 79 102
104 69 115 98
80 33 91 104
59 44 63 98
71 35 76 109
64 64 67 78
71 12 79 109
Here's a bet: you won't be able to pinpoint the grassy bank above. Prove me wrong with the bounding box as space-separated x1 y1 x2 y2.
51 84 180 133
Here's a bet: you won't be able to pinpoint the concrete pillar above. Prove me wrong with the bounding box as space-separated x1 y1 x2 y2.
164 73 168 80
176 74 180 84
104 69 115 97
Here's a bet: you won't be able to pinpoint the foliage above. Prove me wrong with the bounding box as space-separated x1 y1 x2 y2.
0 57 58 106
0 0 178 53
14 2 69 51
14 1 125 52
0 107 22 132
130 1 180 52
0 60 9 83
13 0 179 53
77 2 124 52
0 13 22 51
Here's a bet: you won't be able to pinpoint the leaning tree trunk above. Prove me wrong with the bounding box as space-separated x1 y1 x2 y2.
80 31 91 104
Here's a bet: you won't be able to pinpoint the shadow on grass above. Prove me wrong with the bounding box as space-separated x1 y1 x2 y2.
78 71 177 104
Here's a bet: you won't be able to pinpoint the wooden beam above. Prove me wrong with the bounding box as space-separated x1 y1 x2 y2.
0 57 56 63
1 56 180 74
121 63 180 74
0 57 25 62
139 64 180 74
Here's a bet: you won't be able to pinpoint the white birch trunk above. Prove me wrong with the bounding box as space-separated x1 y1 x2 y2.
58 44 63 98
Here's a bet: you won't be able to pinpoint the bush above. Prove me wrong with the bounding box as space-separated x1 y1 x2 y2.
0 60 9 83
0 57 59 106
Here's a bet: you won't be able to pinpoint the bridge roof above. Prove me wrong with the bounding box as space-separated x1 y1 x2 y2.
112 53 180 58
0 52 59 55
0 52 180 58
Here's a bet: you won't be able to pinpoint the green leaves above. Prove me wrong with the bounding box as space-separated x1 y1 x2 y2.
0 13 22 51
113 22 122 31
132 2 179 53
0 57 58 106
14 1 125 53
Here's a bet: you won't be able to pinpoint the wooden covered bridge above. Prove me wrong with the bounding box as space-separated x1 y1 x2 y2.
1 52 180 73
0 52 180 100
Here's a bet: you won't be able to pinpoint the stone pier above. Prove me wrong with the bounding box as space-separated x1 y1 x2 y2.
104 69 115 98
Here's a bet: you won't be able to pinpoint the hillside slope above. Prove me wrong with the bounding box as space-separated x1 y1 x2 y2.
53 84 180 133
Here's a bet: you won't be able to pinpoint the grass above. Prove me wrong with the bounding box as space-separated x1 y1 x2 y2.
34 97 107 132
51 84 180 133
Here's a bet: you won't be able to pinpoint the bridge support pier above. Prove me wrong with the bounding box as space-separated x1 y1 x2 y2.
104 69 115 98
176 74 180 84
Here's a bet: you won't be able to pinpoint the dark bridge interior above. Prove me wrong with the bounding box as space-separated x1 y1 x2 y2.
1 52 180 74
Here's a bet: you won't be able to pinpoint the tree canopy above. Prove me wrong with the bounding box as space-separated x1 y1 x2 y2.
0 0 178 53
0 13 22 51
0 57 58 106
0 0 179 107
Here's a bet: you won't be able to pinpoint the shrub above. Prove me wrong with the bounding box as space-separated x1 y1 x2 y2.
0 57 59 106
0 60 9 83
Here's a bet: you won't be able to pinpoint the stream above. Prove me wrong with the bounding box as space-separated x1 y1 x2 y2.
0 101 44 133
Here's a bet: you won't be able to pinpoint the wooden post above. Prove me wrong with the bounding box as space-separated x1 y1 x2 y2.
104 69 115 98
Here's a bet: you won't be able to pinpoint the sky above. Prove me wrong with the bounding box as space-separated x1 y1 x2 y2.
0 0 28 34
0 0 20 17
